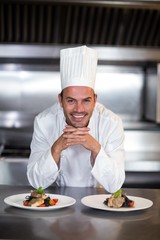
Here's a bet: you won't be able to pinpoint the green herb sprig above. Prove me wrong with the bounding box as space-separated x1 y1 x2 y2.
114 189 122 198
36 186 44 194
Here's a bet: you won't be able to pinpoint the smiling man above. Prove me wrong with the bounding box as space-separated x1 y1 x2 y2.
59 86 96 128
27 46 125 193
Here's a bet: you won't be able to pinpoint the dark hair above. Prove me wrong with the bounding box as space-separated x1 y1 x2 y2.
60 89 96 99
59 90 63 98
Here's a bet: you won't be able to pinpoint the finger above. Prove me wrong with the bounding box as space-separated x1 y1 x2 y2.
77 127 90 131
63 134 86 140
63 130 89 136
64 125 90 132
63 128 77 133
66 139 86 146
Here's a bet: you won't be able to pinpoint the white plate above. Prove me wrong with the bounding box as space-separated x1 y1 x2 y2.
81 194 153 212
4 193 76 211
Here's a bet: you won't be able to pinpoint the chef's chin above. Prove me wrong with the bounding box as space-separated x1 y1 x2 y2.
71 123 87 128
70 119 89 128
65 115 90 128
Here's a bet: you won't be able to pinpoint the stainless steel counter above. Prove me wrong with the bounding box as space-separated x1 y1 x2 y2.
0 185 159 240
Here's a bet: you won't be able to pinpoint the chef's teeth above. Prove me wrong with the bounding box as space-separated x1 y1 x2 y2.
74 115 84 118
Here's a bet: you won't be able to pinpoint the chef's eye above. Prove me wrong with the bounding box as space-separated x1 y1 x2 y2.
84 98 91 102
67 99 75 104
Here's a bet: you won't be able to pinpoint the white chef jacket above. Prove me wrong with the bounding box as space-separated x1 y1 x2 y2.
27 102 125 193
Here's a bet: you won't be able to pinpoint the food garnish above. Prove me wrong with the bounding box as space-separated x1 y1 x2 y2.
104 189 135 208
113 189 122 198
23 187 59 207
36 186 44 194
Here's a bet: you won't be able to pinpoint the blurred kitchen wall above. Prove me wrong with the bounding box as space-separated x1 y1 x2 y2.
0 0 160 187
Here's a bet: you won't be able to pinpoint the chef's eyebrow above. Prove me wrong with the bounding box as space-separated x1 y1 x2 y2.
65 97 75 100
65 96 92 100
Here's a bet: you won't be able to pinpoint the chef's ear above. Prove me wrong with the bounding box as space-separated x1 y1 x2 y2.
58 91 63 106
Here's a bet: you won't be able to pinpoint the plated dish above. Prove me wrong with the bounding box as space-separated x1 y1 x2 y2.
4 193 76 211
81 194 153 212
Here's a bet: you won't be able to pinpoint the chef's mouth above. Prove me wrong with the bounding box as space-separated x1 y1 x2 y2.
70 112 88 122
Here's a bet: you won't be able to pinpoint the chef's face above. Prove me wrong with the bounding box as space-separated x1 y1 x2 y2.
58 86 97 128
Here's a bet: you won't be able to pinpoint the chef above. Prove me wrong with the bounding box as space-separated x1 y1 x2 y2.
27 45 125 193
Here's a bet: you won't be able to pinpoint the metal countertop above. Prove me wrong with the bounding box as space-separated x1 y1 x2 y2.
0 185 159 240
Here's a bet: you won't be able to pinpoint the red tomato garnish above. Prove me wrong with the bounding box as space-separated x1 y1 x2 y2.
53 198 58 203
23 201 29 206
129 201 135 207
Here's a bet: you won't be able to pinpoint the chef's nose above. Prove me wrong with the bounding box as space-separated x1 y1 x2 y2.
75 102 84 112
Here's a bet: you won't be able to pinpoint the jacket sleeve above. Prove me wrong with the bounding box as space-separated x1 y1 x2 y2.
91 119 125 193
27 116 59 189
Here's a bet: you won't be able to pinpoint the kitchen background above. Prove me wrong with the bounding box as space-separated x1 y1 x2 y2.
0 0 160 188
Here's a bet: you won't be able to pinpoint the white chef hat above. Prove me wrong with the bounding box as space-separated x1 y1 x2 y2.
60 45 98 90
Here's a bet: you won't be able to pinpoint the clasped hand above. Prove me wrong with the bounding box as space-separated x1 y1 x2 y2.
51 125 101 164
